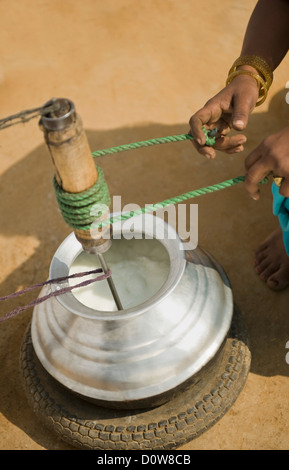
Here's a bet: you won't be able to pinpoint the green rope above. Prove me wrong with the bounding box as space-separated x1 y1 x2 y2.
53 167 111 229
53 172 268 231
52 128 267 231
93 176 268 229
91 128 216 158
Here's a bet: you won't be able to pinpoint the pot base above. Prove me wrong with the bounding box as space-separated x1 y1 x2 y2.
20 305 250 450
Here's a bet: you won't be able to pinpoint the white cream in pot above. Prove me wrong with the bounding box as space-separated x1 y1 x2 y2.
69 237 170 311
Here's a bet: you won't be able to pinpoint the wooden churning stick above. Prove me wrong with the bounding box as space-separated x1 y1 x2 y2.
39 98 123 310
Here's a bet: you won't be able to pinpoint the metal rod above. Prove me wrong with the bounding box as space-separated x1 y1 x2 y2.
97 254 123 311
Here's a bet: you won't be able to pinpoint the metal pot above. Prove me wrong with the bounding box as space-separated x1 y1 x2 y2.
31 214 233 409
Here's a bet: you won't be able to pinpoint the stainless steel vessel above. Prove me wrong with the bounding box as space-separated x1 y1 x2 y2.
31 214 233 408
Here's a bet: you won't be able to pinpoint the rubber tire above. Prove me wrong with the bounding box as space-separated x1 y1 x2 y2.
20 305 251 450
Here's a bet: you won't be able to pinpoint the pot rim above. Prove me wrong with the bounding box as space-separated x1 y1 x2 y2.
49 213 186 320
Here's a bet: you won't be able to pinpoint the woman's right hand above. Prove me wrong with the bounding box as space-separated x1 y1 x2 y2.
189 72 260 159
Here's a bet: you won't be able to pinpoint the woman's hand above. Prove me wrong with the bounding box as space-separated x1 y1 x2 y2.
245 126 289 199
189 73 259 159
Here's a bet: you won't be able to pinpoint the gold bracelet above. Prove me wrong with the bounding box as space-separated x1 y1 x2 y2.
228 55 273 89
226 69 268 106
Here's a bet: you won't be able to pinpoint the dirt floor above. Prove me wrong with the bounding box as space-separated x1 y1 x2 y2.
1 0 289 450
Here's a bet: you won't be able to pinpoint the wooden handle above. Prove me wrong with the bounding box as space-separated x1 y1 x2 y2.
40 100 98 193
40 99 111 253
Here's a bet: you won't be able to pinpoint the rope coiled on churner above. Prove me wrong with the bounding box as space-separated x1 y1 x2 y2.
53 166 111 230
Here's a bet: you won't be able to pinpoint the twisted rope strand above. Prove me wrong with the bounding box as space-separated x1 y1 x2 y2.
91 132 216 158
0 102 62 130
0 268 111 323
94 176 268 229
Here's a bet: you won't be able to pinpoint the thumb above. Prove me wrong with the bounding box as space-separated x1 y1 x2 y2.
232 95 254 131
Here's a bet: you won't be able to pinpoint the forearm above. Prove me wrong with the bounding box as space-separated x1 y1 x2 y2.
241 0 289 70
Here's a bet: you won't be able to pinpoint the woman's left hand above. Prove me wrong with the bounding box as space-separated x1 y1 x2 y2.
245 125 289 199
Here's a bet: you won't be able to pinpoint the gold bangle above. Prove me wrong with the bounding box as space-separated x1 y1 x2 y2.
226 69 268 106
228 55 273 89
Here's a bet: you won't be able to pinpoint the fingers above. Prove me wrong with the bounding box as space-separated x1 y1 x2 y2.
244 146 267 200
190 80 256 139
189 78 258 159
189 93 251 158
247 173 289 199
244 145 263 170
189 115 208 146
190 133 247 160
189 100 227 146
229 74 259 130
278 179 289 198
231 92 256 131
189 110 217 146
191 141 216 159
244 129 289 199
245 146 289 200
245 166 268 200
189 105 247 159
214 134 247 153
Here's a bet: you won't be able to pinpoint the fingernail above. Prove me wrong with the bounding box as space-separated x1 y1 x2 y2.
234 120 245 129
270 278 279 286
251 191 260 200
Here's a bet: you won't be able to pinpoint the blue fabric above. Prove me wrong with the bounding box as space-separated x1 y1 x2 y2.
272 182 289 255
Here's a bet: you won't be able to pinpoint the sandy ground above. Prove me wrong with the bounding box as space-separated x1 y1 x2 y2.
1 0 289 450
